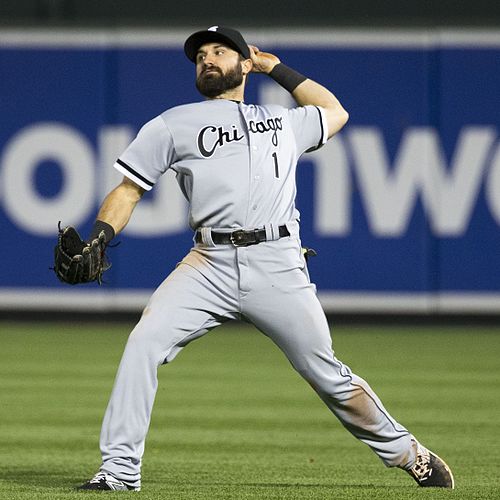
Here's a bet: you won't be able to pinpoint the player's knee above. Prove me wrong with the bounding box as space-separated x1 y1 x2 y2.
292 357 352 397
292 359 324 386
124 324 166 362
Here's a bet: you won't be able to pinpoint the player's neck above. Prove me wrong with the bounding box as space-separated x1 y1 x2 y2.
208 82 245 103
209 90 244 102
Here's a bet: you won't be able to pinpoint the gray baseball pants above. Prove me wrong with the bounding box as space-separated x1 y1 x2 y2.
99 225 415 488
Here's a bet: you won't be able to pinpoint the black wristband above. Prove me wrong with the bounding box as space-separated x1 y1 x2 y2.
89 220 115 244
268 63 307 93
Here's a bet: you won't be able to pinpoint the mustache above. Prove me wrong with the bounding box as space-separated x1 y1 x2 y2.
201 66 222 76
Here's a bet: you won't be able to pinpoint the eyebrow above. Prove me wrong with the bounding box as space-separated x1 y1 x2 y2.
196 44 230 57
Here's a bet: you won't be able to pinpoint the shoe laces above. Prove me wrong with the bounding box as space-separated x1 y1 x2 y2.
410 447 433 481
88 471 109 484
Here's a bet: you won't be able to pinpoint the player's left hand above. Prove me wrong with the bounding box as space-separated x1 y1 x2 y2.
248 45 281 74
53 223 110 285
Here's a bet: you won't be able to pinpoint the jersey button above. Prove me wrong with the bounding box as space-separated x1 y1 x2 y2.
252 145 258 151
252 205 257 210
254 175 260 180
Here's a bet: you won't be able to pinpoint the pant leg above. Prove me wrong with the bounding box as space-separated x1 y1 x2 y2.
240 238 415 469
99 257 238 487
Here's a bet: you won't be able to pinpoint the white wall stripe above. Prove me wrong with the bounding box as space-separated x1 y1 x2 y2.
1 289 499 314
0 28 499 49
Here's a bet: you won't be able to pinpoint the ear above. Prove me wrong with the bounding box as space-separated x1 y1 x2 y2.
241 58 253 76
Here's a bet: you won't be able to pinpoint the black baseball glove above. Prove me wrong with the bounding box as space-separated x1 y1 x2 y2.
53 223 110 285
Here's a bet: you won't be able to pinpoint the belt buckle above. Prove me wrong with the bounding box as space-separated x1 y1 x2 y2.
230 229 249 247
230 229 262 247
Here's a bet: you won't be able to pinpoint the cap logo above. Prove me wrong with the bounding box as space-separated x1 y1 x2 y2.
208 26 218 32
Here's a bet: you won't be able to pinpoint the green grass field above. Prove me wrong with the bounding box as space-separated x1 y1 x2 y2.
0 321 499 499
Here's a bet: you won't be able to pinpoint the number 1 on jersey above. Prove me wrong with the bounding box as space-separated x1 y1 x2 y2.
272 152 279 178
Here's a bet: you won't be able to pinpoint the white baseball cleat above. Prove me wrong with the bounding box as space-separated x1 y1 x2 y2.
78 471 140 491
406 443 455 488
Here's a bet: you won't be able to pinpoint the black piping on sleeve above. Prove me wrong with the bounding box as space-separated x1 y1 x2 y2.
116 159 154 188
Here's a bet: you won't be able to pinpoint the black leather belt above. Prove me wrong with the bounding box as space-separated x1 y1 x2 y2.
195 225 290 247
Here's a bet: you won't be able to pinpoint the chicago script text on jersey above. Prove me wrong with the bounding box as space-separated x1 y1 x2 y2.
248 116 283 146
197 125 244 158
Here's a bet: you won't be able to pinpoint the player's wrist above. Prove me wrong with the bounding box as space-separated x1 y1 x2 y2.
88 220 115 244
263 61 279 75
268 63 307 93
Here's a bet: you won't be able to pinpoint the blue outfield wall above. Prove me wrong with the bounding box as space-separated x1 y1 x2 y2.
0 29 499 313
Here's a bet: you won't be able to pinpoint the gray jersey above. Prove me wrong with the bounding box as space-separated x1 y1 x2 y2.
114 99 327 230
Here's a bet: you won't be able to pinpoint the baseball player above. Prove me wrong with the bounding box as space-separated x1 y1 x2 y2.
69 27 454 491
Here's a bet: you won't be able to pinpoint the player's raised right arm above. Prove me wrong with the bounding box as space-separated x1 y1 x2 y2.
290 79 349 138
249 45 349 138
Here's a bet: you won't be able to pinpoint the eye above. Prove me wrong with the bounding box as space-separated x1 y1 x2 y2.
215 49 225 56
196 54 206 63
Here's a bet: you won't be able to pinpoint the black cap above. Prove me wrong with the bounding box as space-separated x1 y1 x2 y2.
184 26 250 62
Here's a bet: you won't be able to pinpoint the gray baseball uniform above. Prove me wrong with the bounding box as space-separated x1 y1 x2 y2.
99 99 415 488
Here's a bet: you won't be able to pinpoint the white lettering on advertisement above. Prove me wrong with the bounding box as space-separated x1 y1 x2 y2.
0 122 498 237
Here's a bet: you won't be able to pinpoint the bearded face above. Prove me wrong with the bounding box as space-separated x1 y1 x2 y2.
196 59 244 98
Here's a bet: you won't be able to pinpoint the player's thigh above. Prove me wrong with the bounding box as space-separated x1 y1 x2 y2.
243 273 333 368
127 262 234 362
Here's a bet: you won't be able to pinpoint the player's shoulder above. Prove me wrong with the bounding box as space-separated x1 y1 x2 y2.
247 103 315 120
247 103 288 114
161 101 203 116
160 101 221 121
133 102 211 139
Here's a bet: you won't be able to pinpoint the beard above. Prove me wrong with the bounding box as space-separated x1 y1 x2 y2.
196 62 244 98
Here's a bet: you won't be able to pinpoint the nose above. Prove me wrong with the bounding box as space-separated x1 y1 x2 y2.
201 59 220 74
203 54 216 66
